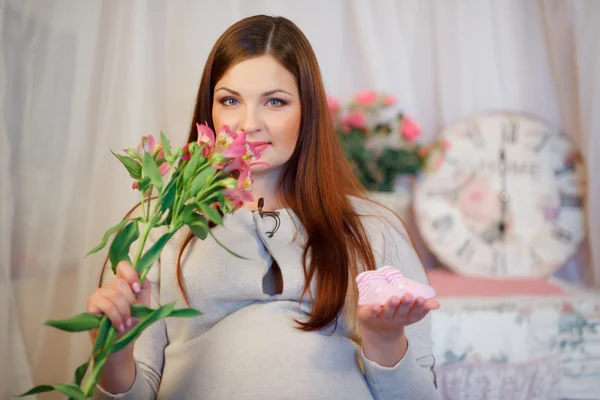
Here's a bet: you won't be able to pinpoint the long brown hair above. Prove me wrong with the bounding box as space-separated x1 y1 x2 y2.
181 15 379 332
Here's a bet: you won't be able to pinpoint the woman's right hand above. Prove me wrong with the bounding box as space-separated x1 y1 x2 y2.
86 261 151 363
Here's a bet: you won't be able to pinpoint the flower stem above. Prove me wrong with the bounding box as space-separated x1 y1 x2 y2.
195 177 219 200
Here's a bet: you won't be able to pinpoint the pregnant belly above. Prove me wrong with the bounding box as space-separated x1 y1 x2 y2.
158 301 373 400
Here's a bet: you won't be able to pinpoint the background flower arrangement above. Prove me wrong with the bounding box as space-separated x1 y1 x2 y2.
329 90 448 192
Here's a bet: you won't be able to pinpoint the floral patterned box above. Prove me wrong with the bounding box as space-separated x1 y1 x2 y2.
430 273 600 399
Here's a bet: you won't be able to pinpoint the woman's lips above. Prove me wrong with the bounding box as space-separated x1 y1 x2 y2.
250 141 271 151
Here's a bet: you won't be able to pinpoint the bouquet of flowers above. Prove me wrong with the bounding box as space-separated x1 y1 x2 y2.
19 124 267 399
329 90 448 192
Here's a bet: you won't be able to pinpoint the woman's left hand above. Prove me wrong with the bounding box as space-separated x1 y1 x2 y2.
357 294 440 341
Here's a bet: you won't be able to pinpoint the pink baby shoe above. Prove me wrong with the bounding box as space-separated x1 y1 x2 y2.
356 266 436 306
379 265 437 299
356 271 399 306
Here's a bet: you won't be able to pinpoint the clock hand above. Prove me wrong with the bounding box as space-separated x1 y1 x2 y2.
498 127 510 240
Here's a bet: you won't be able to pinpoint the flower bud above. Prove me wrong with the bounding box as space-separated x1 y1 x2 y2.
125 148 141 160
219 177 238 189
209 152 225 165
173 148 183 160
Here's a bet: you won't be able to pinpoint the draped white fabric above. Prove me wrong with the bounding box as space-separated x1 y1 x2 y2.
1 0 598 398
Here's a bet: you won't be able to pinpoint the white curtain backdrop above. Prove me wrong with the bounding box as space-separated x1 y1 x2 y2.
1 0 598 398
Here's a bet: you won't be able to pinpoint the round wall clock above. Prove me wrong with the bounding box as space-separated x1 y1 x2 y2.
413 111 586 278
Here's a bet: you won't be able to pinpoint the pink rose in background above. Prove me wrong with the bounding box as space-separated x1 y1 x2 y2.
383 95 397 106
401 116 421 142
342 111 367 131
354 89 378 107
327 96 340 115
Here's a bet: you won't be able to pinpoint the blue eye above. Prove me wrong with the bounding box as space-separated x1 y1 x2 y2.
222 98 239 106
267 99 286 107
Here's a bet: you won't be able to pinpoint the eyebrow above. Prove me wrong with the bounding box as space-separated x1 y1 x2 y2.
215 87 294 97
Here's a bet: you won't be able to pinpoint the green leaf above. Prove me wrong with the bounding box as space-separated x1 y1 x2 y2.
209 231 248 259
186 213 209 240
156 209 173 227
135 232 174 275
85 219 132 257
73 358 91 386
190 166 216 196
130 304 154 319
45 312 101 332
109 302 177 354
142 151 163 191
189 220 209 240
130 304 202 319
159 178 177 214
112 151 142 180
169 308 203 318
17 384 86 399
161 132 172 161
183 150 200 183
92 317 111 355
200 203 223 225
137 177 152 193
109 220 140 274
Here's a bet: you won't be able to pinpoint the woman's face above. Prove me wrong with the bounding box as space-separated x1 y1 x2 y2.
212 55 301 174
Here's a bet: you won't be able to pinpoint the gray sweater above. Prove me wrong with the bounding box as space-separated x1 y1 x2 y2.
94 198 439 399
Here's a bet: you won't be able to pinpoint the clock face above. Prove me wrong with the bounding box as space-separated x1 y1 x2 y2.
413 112 586 278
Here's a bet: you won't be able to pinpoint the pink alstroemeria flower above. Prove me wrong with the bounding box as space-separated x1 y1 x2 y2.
198 123 247 158
156 150 170 175
401 116 421 142
354 89 378 107
131 135 170 191
224 167 254 207
243 140 270 166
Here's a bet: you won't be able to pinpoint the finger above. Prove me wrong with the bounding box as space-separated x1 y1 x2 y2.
406 297 426 319
114 279 137 305
92 296 125 333
393 293 414 318
87 293 105 316
114 279 137 328
381 296 402 319
136 278 152 308
108 286 133 319
116 261 141 294
424 298 440 310
409 306 430 324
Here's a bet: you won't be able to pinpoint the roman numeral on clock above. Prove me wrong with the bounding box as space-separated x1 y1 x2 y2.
432 215 453 234
560 193 583 208
533 131 551 153
530 247 543 266
456 239 475 264
492 250 507 275
464 126 485 148
551 224 573 244
554 161 576 177
502 122 519 144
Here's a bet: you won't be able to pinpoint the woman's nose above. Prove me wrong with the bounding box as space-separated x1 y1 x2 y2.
239 106 261 134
